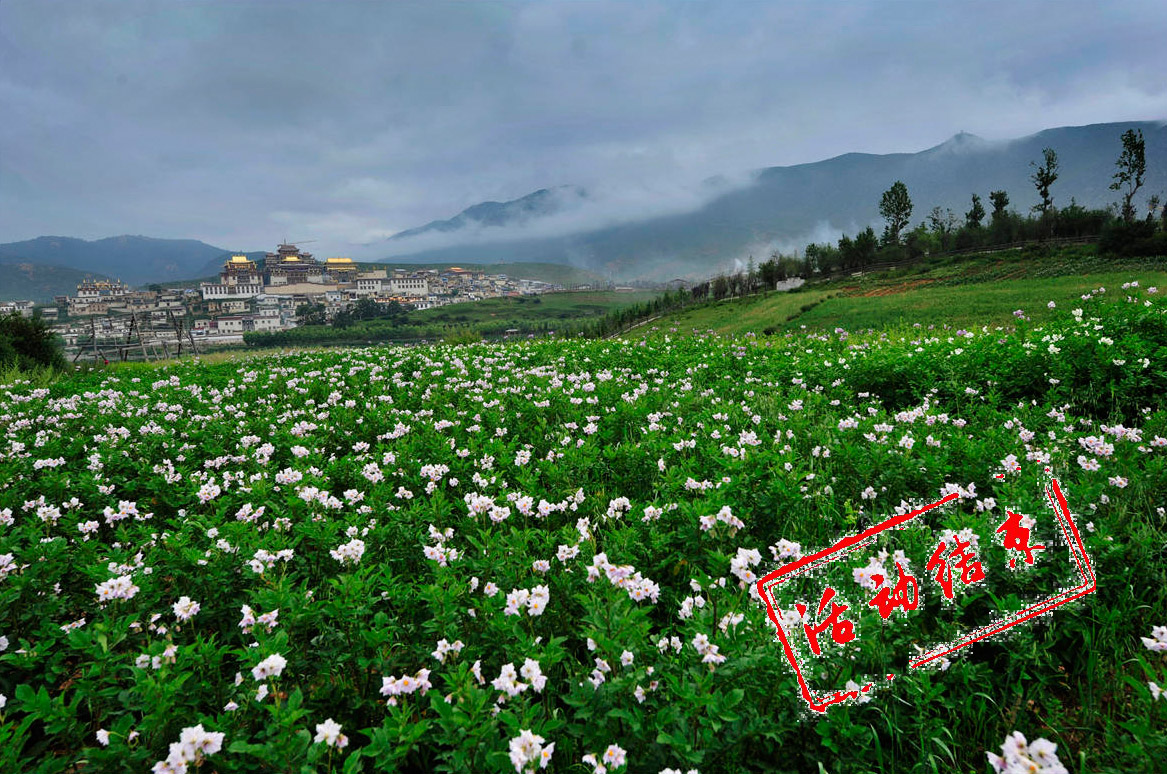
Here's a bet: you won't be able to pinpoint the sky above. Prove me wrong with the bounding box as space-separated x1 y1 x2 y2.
2 0 1166 258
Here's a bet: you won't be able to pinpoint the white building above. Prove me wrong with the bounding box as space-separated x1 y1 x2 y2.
389 276 429 296
213 316 246 334
0 300 35 317
356 269 387 296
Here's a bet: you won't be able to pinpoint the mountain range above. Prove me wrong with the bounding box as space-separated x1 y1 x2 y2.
0 236 235 300
2 120 1163 298
376 121 1166 279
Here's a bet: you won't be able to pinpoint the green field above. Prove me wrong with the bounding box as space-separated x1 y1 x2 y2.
631 251 1167 337
3 286 1165 772
4 247 1167 772
412 290 661 327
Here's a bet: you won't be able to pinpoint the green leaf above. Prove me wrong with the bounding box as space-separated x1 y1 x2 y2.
342 750 364 774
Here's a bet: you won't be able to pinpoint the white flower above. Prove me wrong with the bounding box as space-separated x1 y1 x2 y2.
172 597 200 622
314 718 349 749
96 729 111 746
985 731 1066 774
602 744 628 769
152 724 225 771
521 658 547 692
770 539 802 562
251 653 288 681
431 638 465 664
330 538 366 566
844 679 872 704
492 663 529 698
509 729 553 773
95 574 140 604
852 557 887 590
1142 625 1167 652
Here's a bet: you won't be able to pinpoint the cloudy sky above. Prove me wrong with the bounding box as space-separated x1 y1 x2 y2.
2 0 1165 257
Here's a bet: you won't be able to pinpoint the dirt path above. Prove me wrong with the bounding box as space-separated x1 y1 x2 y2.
855 278 938 297
607 315 662 339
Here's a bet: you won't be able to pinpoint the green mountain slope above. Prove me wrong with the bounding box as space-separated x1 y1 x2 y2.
0 236 234 286
381 121 1166 280
0 259 113 302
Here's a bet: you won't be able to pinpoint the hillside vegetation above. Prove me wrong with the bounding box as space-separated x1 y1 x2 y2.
380 121 1167 280
623 250 1167 338
0 259 114 303
244 291 658 348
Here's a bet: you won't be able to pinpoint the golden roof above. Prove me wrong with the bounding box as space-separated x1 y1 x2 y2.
229 255 252 264
325 256 354 264
283 256 301 262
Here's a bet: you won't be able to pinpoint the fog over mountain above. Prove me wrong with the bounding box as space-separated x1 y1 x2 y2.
374 121 1167 280
3 2 1166 264
3 120 1163 292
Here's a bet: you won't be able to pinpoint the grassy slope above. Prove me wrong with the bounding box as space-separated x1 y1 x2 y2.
410 290 660 327
631 250 1167 336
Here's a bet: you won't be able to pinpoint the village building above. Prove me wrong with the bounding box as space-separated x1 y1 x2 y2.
0 300 36 317
200 255 264 300
47 241 567 353
67 279 130 316
323 256 359 283
265 243 324 286
388 275 430 296
356 269 387 295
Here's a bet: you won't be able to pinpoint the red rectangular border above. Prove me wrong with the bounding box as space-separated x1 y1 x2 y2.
755 479 1095 713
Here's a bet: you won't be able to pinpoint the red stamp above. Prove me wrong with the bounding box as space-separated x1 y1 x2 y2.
756 478 1096 713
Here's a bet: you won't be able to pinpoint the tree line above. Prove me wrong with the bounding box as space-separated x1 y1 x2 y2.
686 127 1162 292
580 127 1163 337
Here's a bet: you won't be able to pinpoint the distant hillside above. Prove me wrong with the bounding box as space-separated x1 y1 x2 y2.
379 121 1167 280
390 187 588 241
0 259 112 302
0 236 237 286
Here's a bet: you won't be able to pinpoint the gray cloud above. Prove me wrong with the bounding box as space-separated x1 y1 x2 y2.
2 0 1165 258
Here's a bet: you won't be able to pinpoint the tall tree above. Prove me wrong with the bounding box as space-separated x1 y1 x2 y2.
854 227 879 265
928 206 957 234
879 181 913 245
989 190 1010 221
1030 147 1059 216
1110 128 1146 223
965 193 986 229
295 302 327 327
